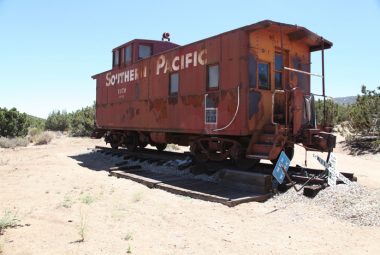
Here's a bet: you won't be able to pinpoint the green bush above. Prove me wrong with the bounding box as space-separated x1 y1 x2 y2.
0 107 29 137
315 99 349 126
45 110 70 131
348 85 380 135
27 115 45 130
70 106 95 137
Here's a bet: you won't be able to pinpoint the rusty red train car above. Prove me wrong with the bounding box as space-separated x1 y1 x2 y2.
92 20 336 165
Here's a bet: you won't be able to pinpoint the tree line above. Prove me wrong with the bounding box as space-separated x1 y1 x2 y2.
0 105 95 138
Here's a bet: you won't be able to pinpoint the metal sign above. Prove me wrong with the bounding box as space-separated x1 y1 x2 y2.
272 151 290 184
314 153 351 186
327 153 337 186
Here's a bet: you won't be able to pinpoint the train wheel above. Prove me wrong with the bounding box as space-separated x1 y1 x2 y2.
110 141 119 149
110 134 121 149
155 143 167 151
190 142 208 163
126 135 138 151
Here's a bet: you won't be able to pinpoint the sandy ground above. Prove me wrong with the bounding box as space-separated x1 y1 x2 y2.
0 135 379 255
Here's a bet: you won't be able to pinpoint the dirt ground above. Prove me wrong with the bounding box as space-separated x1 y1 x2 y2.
0 135 379 255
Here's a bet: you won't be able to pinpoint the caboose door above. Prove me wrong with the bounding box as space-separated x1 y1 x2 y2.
272 51 289 125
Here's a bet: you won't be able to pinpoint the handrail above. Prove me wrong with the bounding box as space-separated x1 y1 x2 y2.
212 85 240 132
271 88 297 128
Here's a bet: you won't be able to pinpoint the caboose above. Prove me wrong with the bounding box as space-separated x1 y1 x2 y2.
92 20 336 166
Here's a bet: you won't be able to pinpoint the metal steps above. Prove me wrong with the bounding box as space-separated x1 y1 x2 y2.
248 124 280 160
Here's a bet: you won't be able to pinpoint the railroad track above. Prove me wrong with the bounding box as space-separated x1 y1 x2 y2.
93 146 357 206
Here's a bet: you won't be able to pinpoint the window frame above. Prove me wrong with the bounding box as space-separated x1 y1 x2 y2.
274 52 283 89
124 45 132 65
257 61 270 90
138 44 152 60
169 72 179 96
113 49 120 67
207 63 220 91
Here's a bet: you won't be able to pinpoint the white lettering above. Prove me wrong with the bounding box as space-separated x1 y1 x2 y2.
198 49 207 65
143 66 147 77
111 75 116 86
185 53 192 68
156 55 166 75
155 49 207 77
172 56 180 71
134 68 139 80
124 70 130 82
106 72 111 86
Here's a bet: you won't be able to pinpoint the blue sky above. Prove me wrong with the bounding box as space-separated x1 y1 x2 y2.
0 0 379 118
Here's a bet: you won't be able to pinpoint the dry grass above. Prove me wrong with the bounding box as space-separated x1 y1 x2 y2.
77 210 87 242
34 131 54 145
80 194 95 205
0 210 18 234
0 137 28 149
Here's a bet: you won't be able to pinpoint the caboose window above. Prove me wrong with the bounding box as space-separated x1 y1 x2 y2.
169 72 179 95
258 62 269 89
275 53 283 89
113 50 120 67
207 64 219 89
125 45 132 64
138 45 152 59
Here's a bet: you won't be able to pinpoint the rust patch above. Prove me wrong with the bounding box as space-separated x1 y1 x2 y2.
168 96 178 105
127 105 135 120
221 90 237 114
249 91 261 119
134 84 140 100
149 99 168 121
181 95 203 108
206 93 219 108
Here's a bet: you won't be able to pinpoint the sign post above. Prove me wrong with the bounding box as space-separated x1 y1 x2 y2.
314 153 351 186
272 151 291 184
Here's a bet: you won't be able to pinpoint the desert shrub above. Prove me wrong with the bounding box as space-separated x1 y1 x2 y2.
315 99 349 126
45 110 70 131
28 127 42 137
28 127 43 143
34 131 54 145
0 137 29 148
70 106 95 137
0 107 29 137
27 115 45 130
348 85 380 136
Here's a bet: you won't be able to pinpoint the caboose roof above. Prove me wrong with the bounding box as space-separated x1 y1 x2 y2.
92 20 331 78
112 39 179 52
242 20 332 52
111 20 331 53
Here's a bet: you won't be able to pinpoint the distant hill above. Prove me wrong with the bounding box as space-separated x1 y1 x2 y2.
333 96 356 105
